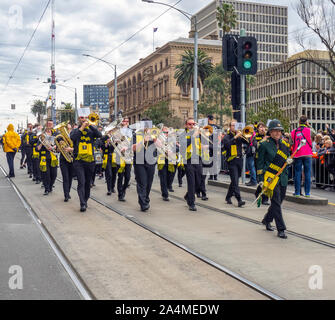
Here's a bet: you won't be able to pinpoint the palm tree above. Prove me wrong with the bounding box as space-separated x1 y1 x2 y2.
216 3 237 35
174 49 214 95
31 99 46 124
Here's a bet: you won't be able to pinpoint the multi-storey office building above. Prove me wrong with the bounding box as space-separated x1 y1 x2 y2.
191 0 288 71
83 84 109 114
248 50 335 131
107 38 222 124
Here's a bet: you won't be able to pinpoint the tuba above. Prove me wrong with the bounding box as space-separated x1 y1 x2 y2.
54 121 74 163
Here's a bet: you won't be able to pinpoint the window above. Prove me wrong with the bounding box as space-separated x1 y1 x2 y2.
165 58 168 67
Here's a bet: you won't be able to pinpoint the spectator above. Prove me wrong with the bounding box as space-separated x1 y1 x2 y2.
290 116 316 197
2 124 21 178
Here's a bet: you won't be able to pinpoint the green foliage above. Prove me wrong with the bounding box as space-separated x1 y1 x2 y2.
246 97 290 132
216 3 237 35
143 102 183 128
30 99 46 123
174 49 214 90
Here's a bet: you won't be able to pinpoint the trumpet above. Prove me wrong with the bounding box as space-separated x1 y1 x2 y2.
88 112 100 126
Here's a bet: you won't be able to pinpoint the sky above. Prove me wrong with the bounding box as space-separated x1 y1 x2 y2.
0 0 314 133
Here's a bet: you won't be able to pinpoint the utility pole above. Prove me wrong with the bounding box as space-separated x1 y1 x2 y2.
50 0 56 124
240 28 246 184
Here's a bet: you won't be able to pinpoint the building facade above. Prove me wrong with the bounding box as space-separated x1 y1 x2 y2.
248 50 335 131
83 84 109 114
191 0 288 71
107 38 222 124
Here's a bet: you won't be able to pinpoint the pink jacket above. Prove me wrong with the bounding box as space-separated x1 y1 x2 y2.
290 125 313 158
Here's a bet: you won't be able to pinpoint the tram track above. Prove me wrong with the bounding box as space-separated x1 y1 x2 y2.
0 164 95 300
147 186 335 250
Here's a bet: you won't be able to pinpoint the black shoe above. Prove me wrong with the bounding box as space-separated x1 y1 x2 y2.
277 231 287 239
246 181 257 186
32 178 36 181
118 196 126 202
189 205 197 211
64 197 69 202
238 200 246 207
107 191 112 196
168 188 174 192
201 195 208 201
226 198 232 204
163 196 169 201
141 205 150 212
68 195 71 199
196 192 201 198
214 176 218 181
262 200 270 206
20 166 23 169
80 205 86 212
35 180 40 184
111 189 116 193
262 220 274 231
208 175 214 180
43 191 49 196
179 184 182 187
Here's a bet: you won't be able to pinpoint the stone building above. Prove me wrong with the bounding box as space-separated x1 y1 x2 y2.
107 38 222 125
248 50 335 131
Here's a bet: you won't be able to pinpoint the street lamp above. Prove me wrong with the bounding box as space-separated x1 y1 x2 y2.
82 54 118 120
142 0 198 121
58 83 78 123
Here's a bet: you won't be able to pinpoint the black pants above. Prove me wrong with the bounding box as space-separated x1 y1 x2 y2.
6 152 16 177
60 160 74 198
158 164 175 198
32 157 41 181
177 166 185 185
262 183 287 231
73 160 95 207
105 160 117 192
226 158 243 201
134 164 155 209
41 159 57 192
20 148 26 166
184 163 202 206
117 164 131 197
25 147 33 174
167 165 177 190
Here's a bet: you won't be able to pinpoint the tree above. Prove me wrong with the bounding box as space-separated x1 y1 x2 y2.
216 3 237 35
143 102 183 128
59 102 75 123
246 97 290 132
198 64 232 126
31 99 46 124
174 49 214 94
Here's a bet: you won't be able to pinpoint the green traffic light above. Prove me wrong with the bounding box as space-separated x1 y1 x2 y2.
243 60 252 69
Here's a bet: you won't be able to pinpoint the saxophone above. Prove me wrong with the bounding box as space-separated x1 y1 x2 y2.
54 121 74 163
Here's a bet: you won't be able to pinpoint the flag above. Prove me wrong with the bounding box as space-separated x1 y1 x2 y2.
153 27 158 32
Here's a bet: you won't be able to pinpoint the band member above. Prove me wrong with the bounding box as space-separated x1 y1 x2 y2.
207 114 220 181
101 131 115 196
30 124 42 184
179 118 203 211
223 120 248 207
116 117 133 201
22 123 34 178
19 129 27 169
3 124 21 178
37 120 58 195
70 114 102 212
58 123 74 202
132 118 157 212
157 126 177 201
254 122 270 205
257 119 290 239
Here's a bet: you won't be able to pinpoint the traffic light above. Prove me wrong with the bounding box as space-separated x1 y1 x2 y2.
222 34 238 71
237 36 257 75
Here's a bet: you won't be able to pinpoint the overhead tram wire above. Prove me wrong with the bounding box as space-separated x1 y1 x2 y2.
0 0 52 96
63 0 183 83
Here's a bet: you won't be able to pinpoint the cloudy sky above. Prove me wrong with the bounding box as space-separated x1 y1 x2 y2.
0 0 313 133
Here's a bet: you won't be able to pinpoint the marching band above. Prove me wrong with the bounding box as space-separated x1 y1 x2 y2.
2 110 296 239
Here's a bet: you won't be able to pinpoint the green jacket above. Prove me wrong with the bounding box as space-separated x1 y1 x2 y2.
256 137 290 187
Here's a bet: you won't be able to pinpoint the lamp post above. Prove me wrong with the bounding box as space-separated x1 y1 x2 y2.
58 83 78 123
82 54 117 120
142 0 198 121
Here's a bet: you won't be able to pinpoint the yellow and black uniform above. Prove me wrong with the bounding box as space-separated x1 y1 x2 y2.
37 130 58 194
30 132 41 183
223 130 248 206
70 125 102 210
22 130 33 176
101 135 116 195
133 131 157 211
179 129 202 210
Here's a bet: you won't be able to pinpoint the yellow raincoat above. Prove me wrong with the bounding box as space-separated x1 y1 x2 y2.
3 124 21 152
